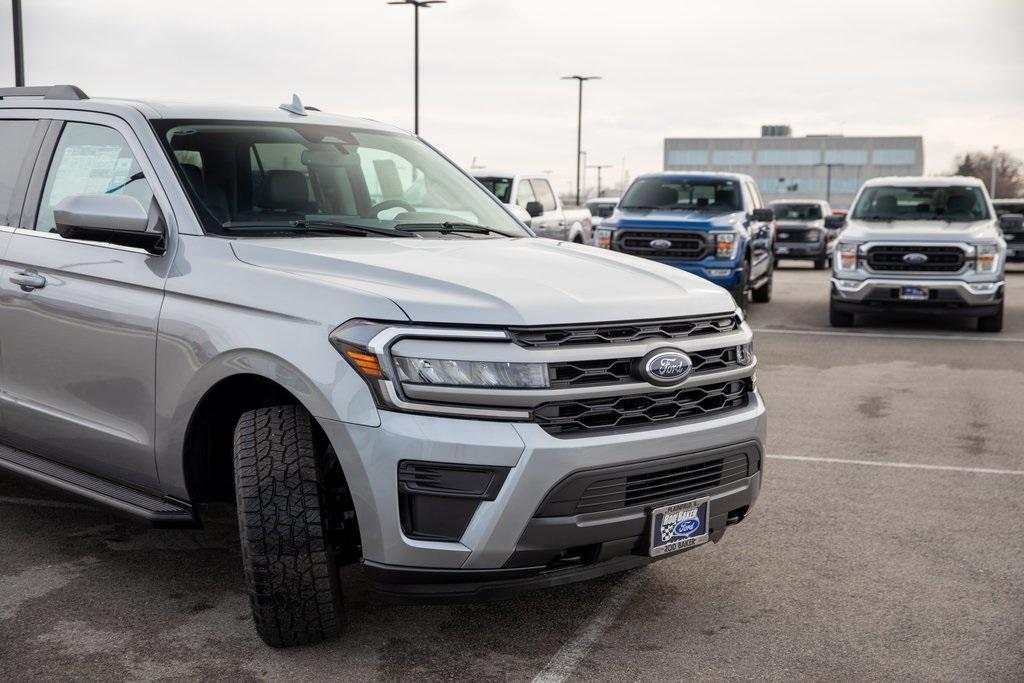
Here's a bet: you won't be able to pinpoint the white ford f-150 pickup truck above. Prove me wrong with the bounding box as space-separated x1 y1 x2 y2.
830 176 1007 331
472 170 593 243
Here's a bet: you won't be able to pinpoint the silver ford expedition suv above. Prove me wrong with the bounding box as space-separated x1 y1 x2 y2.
0 86 765 647
830 176 1007 332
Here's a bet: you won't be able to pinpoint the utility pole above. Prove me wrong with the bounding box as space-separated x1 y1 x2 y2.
12 0 25 86
991 145 999 198
587 164 613 198
815 162 845 203
388 0 446 135
561 75 600 206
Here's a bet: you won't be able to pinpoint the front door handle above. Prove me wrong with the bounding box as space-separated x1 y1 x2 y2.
10 271 47 291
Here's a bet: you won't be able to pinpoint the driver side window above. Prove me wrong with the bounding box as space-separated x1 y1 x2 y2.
37 122 153 232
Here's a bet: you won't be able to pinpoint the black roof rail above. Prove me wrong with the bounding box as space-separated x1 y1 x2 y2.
0 84 89 101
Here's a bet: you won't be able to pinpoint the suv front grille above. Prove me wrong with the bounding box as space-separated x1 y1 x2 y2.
616 230 708 260
533 443 760 516
533 379 750 435
548 346 744 388
866 245 965 272
508 314 739 348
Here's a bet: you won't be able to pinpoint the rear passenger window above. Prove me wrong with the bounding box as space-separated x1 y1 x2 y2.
0 119 40 226
530 179 557 212
36 122 154 232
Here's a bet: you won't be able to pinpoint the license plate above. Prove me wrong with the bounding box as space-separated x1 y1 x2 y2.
649 497 710 557
899 286 929 301
776 246 790 254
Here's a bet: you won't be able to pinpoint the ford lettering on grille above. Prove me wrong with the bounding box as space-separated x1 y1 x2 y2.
649 238 673 249
638 348 693 386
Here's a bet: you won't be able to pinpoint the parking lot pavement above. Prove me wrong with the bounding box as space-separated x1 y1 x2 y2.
2 265 1023 682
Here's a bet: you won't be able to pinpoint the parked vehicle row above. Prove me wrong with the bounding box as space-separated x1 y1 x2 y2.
993 198 1024 262
0 87 764 648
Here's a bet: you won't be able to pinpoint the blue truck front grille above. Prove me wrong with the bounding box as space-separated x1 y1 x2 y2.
615 230 708 260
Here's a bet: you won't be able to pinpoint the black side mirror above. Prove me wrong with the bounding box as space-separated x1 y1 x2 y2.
525 200 545 218
824 215 846 230
999 213 1023 231
750 208 773 222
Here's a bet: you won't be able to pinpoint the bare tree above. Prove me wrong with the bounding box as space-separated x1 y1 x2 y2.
952 149 1024 198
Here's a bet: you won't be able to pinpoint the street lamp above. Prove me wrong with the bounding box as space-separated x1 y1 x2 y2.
12 0 25 86
991 145 999 198
561 75 600 206
814 162 846 203
387 0 446 135
587 164 612 198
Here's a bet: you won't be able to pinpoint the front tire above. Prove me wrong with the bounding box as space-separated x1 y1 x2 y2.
829 299 855 327
730 261 750 310
233 405 344 648
978 302 1003 333
813 257 827 270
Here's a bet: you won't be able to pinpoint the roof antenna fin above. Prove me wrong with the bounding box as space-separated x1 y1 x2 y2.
279 94 308 116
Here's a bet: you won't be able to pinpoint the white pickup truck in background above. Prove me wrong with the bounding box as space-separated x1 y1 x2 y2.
471 170 593 243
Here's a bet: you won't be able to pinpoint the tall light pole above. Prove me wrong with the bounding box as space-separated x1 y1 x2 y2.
12 0 25 86
561 75 600 206
815 162 845 204
388 0 446 135
588 164 612 198
991 145 999 198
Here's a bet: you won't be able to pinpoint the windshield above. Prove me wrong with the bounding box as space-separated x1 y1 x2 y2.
153 121 529 238
474 176 513 203
852 185 990 222
585 200 617 218
620 178 742 212
772 203 823 221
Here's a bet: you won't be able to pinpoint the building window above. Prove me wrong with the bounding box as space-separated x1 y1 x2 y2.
824 149 867 165
711 149 753 165
756 149 820 166
667 149 709 167
872 149 917 165
757 177 818 193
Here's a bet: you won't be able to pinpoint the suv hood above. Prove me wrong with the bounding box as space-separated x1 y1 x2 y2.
841 218 1000 243
231 237 735 325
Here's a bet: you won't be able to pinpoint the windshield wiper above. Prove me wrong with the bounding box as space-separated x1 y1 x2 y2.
395 221 506 236
295 218 413 237
859 216 895 222
619 205 660 211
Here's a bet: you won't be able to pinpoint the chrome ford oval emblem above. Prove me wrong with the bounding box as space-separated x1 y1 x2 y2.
649 238 673 249
903 252 929 265
637 348 693 386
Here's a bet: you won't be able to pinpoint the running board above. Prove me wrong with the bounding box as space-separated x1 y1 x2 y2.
0 442 196 527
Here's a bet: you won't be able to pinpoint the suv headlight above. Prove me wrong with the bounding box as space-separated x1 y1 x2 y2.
715 233 738 259
975 244 1000 273
393 357 548 388
835 242 860 272
595 228 612 249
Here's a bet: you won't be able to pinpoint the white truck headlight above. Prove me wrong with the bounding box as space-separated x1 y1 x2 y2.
715 233 738 259
736 342 753 366
393 357 549 388
595 229 612 249
835 242 860 272
975 244 1000 273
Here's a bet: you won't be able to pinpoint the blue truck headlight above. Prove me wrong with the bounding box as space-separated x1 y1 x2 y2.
595 229 613 249
715 233 738 259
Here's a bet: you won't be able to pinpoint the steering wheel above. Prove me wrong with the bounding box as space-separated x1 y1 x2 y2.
369 199 415 216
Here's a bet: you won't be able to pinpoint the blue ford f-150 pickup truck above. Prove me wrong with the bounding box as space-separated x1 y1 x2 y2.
594 172 775 307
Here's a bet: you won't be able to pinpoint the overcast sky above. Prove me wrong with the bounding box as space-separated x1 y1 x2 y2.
2 0 1022 196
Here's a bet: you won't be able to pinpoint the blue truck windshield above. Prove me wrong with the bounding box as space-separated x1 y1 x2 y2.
621 178 742 212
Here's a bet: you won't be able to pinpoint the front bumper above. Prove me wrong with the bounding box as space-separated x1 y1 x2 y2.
318 389 766 589
831 276 1004 315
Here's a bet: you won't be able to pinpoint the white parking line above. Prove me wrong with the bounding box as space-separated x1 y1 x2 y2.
752 328 1024 343
767 454 1024 476
532 569 646 683
0 496 99 511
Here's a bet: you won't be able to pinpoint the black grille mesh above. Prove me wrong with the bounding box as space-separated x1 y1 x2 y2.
616 230 708 260
866 245 965 272
508 314 740 349
548 346 742 388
